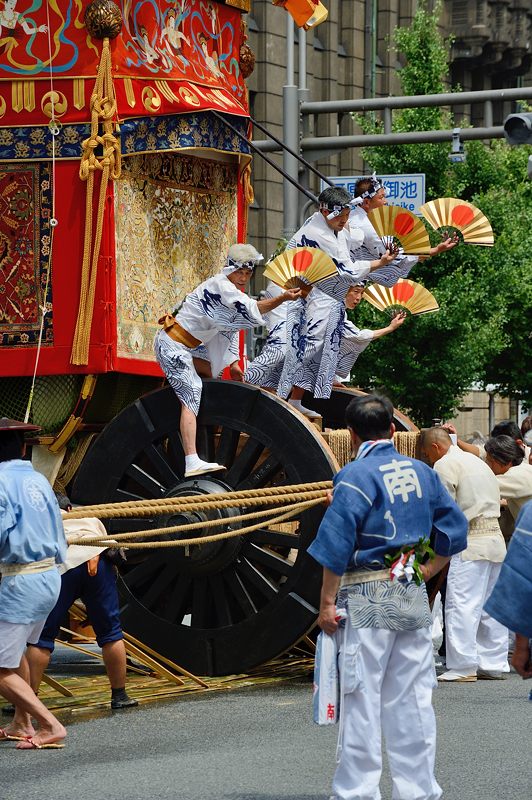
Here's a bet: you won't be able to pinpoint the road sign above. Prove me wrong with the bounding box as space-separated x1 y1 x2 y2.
323 173 426 215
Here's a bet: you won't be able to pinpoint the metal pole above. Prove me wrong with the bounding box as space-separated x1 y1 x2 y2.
283 16 300 240
300 86 532 115
255 125 506 154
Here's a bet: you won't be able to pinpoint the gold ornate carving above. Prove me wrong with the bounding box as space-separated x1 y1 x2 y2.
73 78 86 110
84 0 123 40
0 97 6 119
23 81 35 112
142 86 162 113
155 80 180 104
41 91 68 119
11 81 23 113
178 86 201 107
123 77 136 108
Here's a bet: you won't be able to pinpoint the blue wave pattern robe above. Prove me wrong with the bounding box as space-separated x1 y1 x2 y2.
244 281 287 389
277 213 374 399
155 272 265 415
308 441 468 630
0 460 67 624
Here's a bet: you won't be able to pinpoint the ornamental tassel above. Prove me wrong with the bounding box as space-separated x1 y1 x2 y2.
71 0 122 366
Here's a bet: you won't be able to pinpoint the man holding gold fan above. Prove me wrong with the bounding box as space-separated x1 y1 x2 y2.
275 187 399 411
155 244 301 478
349 175 459 284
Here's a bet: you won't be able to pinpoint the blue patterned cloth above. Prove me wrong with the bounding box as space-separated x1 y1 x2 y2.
0 460 66 624
484 500 532 638
308 440 468 577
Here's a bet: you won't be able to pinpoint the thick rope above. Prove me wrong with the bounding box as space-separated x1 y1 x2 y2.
63 481 333 520
66 496 322 546
71 36 121 365
67 497 323 550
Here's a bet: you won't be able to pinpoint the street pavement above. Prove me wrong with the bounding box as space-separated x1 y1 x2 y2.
1 658 530 800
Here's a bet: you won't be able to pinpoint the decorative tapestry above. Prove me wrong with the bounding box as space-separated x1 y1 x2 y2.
0 162 53 348
114 152 238 361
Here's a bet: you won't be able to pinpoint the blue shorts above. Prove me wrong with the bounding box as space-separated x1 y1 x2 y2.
36 556 123 651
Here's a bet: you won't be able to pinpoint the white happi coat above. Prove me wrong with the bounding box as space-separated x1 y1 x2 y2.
435 446 509 674
276 213 372 399
154 272 264 415
244 281 287 389
349 205 419 286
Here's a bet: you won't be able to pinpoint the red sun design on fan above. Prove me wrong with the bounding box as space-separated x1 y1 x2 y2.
392 282 415 304
450 204 475 227
394 212 415 236
292 249 314 273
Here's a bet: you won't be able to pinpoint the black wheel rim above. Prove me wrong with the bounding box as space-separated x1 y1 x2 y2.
72 381 338 676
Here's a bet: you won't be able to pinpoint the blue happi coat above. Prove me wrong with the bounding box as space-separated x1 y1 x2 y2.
484 500 532 638
308 440 468 576
0 460 67 624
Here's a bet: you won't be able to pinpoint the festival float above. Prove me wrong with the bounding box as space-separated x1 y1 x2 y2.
0 0 420 677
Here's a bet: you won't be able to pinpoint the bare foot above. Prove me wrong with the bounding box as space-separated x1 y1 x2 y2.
15 722 66 750
0 723 36 741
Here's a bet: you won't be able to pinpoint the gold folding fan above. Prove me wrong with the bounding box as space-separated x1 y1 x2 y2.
419 198 494 246
367 206 432 254
363 279 439 317
263 247 337 290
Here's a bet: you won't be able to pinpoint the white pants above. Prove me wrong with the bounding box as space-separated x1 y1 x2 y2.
445 556 509 673
332 625 442 800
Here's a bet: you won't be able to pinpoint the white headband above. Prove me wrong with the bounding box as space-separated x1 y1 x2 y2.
222 254 264 275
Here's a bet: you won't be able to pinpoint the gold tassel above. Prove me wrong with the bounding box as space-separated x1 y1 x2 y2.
70 37 121 366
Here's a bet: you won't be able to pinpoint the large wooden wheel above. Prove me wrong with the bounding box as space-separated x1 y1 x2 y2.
303 387 419 432
72 381 338 676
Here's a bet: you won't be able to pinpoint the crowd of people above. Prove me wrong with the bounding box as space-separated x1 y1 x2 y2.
1 175 530 800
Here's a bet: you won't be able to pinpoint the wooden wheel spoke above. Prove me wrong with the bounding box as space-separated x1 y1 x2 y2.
123 553 167 590
242 541 294 577
236 556 279 600
209 572 232 627
139 562 180 610
225 437 265 486
108 518 153 534
248 527 301 549
191 577 208 628
236 453 283 491
196 424 216 463
142 443 181 488
166 431 185 474
222 569 257 617
215 426 240 469
166 575 193 624
125 462 167 498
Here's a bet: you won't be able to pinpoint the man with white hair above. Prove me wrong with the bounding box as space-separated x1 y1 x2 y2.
155 244 301 477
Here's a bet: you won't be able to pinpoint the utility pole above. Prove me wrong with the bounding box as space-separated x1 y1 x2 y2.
282 15 300 241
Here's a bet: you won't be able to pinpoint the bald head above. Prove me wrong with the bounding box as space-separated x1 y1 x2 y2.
420 427 452 466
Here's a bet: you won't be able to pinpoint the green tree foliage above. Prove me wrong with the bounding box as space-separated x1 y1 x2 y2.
349 2 532 425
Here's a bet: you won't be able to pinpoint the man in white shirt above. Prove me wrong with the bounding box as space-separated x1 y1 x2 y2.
421 427 508 681
484 436 532 522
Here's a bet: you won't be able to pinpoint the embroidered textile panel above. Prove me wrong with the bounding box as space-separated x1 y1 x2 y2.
114 152 238 361
0 162 53 348
0 113 250 161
